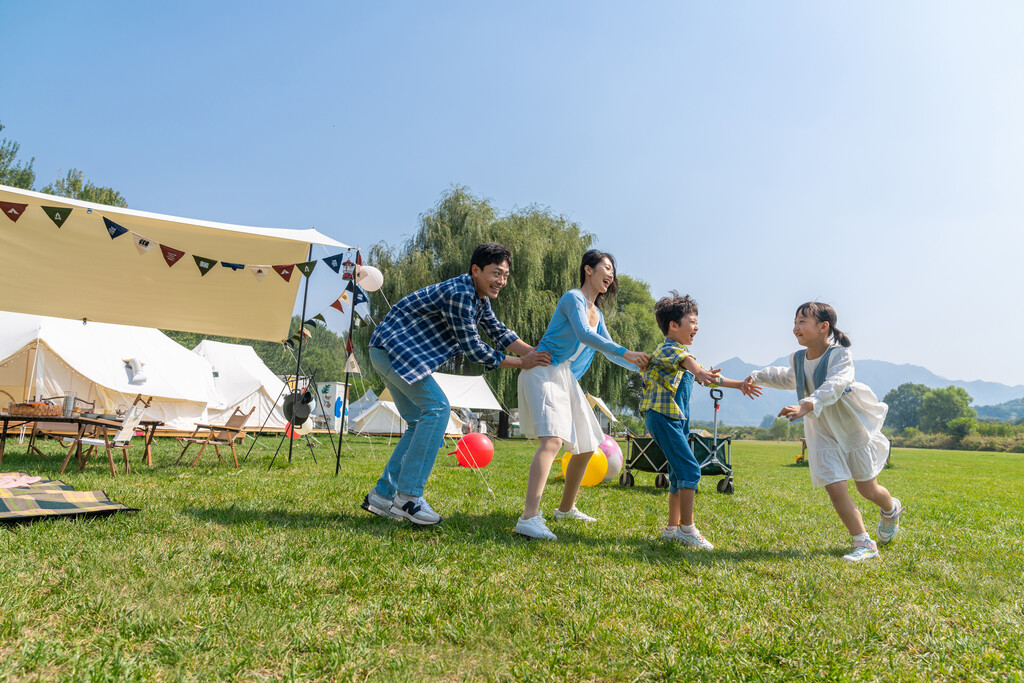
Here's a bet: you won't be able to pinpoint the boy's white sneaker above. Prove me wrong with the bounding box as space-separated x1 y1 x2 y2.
552 506 597 522
877 498 905 545
515 514 557 540
843 538 879 562
662 525 714 550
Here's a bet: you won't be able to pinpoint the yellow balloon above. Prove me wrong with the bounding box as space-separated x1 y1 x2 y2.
561 447 609 487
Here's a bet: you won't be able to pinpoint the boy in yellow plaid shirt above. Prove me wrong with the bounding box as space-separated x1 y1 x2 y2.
642 292 760 549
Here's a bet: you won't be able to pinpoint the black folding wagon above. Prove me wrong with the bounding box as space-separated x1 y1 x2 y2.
620 388 734 494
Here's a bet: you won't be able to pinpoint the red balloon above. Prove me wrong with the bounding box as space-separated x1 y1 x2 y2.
454 433 494 468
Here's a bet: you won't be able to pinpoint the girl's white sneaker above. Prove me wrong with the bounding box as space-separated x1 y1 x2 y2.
552 507 597 522
515 514 557 540
662 525 714 550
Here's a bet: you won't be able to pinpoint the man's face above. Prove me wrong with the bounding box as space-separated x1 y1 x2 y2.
471 260 510 299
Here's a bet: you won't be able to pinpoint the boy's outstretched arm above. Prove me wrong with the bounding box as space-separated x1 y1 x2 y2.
717 376 763 399
682 356 720 386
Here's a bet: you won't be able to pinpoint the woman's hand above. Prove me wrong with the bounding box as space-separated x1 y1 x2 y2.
625 350 650 371
778 401 813 422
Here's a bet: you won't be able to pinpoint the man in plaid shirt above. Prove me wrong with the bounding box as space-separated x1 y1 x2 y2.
641 292 758 549
362 243 551 526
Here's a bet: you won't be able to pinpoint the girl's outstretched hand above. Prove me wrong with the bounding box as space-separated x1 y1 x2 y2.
625 350 651 371
778 401 813 422
740 376 763 398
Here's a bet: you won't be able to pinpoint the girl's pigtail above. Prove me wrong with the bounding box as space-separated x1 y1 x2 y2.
831 326 852 347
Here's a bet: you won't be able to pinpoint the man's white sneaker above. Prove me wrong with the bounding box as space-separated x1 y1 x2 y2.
877 498 905 545
390 494 443 525
360 490 396 519
663 525 714 550
515 514 557 540
552 506 597 522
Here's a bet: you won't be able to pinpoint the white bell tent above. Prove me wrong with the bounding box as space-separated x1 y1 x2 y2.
349 400 466 437
192 340 288 430
0 311 216 430
377 372 502 412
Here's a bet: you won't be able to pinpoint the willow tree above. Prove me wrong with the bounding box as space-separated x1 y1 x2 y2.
356 186 660 434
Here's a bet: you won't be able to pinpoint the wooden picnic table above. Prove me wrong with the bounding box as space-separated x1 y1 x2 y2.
0 413 164 467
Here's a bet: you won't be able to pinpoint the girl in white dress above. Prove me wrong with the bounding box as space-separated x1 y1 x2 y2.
743 302 905 562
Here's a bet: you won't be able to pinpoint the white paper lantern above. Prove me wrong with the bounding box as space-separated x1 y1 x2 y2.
355 265 384 292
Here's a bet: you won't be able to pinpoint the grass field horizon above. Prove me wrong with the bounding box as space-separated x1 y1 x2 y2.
1 436 1021 681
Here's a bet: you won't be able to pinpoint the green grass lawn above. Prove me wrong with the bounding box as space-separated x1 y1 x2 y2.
1 434 1022 681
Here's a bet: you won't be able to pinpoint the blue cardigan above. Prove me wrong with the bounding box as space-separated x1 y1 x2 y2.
536 290 638 380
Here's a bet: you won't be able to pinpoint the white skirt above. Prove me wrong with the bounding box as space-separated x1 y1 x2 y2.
517 362 603 454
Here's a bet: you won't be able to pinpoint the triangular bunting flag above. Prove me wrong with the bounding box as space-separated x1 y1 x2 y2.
41 206 71 228
356 251 363 266
250 266 269 281
282 339 295 349
193 255 217 276
132 233 155 255
323 253 345 273
313 313 327 325
344 353 361 374
161 244 185 267
102 217 129 239
354 317 362 327
330 299 345 313
303 319 318 331
346 336 354 354
221 262 245 271
352 286 368 307
296 260 317 278
273 265 294 282
0 201 28 223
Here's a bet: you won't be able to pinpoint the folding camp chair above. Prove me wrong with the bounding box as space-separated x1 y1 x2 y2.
175 406 255 468
59 396 152 477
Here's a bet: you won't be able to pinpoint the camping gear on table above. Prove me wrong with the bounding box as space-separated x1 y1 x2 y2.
620 388 734 494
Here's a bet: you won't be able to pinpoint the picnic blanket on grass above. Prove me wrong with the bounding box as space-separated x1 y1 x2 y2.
0 471 137 522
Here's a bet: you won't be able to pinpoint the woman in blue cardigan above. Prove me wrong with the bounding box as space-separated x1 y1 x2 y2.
514 250 650 540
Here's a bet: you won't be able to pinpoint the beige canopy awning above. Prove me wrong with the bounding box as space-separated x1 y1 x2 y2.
0 184 351 341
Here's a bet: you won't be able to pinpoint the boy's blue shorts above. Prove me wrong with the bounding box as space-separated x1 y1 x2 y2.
644 409 700 493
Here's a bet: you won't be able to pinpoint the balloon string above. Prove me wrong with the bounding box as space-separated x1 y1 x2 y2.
461 443 495 497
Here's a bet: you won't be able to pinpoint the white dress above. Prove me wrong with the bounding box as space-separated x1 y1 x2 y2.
750 346 890 487
517 326 603 454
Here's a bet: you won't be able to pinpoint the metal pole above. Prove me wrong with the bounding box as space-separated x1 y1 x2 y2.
336 248 361 475
288 245 314 465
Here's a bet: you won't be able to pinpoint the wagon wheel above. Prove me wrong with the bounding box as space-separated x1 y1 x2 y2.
625 471 635 487
723 478 735 495
717 478 728 494
654 473 669 489
619 471 629 487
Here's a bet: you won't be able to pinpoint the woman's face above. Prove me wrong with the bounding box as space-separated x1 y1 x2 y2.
586 257 615 293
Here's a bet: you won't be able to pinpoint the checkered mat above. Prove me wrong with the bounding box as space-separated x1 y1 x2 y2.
0 471 137 522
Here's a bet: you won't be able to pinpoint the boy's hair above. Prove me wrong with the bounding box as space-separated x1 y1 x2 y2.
795 301 852 347
654 291 698 335
469 243 512 273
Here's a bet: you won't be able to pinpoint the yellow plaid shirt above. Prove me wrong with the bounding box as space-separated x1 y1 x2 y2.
639 339 693 419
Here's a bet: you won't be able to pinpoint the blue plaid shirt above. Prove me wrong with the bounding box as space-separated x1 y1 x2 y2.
369 274 520 384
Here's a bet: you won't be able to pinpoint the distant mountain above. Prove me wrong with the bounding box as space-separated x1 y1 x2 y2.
687 356 1024 426
976 398 1024 422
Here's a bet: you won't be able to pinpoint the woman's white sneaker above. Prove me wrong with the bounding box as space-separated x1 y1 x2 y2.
515 514 557 540
552 506 597 522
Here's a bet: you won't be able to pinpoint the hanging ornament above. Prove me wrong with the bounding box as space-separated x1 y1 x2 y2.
41 206 71 228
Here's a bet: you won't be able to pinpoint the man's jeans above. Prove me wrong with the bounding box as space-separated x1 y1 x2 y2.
369 347 450 498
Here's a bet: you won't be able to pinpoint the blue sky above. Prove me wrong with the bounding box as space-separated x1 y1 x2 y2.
4 2 1023 386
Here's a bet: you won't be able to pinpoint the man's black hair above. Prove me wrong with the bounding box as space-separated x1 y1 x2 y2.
469 242 512 273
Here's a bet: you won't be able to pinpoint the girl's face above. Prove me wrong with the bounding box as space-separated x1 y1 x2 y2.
793 314 829 347
585 257 615 293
